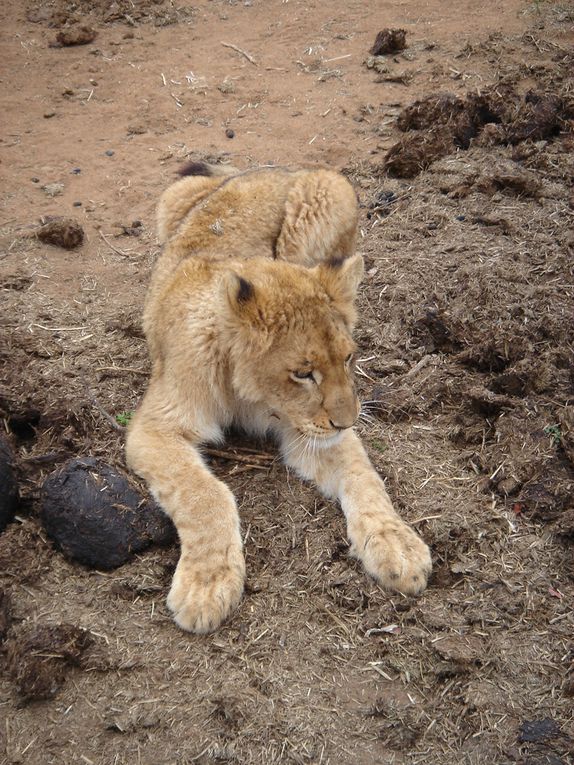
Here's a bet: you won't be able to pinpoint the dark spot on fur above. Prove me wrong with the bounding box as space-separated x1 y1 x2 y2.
237 276 254 304
177 161 212 178
271 231 280 259
326 255 347 269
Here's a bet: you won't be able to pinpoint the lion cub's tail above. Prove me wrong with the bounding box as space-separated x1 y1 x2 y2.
158 161 240 243
177 160 239 178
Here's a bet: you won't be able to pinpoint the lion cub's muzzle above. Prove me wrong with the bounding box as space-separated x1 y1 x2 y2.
321 388 361 433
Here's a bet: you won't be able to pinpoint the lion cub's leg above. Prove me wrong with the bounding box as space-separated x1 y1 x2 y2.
281 430 431 595
126 403 245 634
275 170 359 267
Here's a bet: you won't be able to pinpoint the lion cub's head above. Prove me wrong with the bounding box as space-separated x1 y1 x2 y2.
223 255 364 443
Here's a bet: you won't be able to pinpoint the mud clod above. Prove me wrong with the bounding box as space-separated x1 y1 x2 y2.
53 25 97 47
432 635 485 666
383 126 453 178
0 436 18 533
505 91 566 145
36 217 85 249
370 29 407 55
385 86 573 176
412 307 460 353
477 413 573 518
468 385 515 417
40 457 176 569
0 589 12 641
5 623 93 701
518 718 563 744
27 8 71 27
396 93 466 132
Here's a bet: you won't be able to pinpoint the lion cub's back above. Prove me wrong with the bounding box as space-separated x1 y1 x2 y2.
158 166 358 268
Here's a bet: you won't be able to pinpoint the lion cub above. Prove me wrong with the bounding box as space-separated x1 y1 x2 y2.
126 163 431 633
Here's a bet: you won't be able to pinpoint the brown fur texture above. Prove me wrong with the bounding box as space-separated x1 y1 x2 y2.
126 165 431 633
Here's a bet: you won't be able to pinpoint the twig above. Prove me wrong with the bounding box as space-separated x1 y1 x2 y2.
98 230 129 257
228 464 270 474
404 354 433 379
203 447 273 465
21 451 65 464
81 375 124 432
30 324 87 332
96 366 148 376
313 600 350 633
221 41 257 65
323 53 352 63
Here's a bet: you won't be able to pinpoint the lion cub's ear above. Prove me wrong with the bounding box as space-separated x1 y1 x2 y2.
313 254 364 304
222 271 259 320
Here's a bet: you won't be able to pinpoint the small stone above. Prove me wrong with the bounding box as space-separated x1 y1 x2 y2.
120 220 143 237
41 182 65 197
225 128 235 139
71 167 81 174
105 149 115 157
31 177 40 183
218 78 236 94
43 111 56 119
127 122 146 135
73 201 82 207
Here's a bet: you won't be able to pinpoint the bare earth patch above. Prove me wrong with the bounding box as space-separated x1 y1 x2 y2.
0 1 573 763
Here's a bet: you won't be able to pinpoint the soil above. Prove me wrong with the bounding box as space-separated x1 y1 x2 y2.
1 1 573 764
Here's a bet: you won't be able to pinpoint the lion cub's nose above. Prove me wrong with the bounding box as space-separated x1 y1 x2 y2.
329 418 355 431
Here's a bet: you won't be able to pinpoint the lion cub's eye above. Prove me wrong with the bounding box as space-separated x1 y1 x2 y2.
291 370 314 382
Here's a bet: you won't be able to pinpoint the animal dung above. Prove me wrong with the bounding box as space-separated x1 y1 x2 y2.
0 436 18 534
40 457 176 569
370 28 407 55
36 217 85 249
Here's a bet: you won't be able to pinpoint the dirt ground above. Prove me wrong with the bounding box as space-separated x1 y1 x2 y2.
1 1 573 763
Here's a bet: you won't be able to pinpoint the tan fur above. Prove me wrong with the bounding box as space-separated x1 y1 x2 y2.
126 165 431 633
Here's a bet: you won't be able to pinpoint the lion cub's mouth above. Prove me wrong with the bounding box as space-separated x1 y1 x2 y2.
296 429 344 450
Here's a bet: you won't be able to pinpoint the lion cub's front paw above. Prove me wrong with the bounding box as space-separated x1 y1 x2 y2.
353 518 432 596
167 550 245 634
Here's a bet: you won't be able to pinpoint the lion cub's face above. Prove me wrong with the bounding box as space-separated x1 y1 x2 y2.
226 256 364 443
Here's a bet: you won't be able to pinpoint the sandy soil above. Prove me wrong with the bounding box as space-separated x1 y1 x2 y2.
1 1 573 764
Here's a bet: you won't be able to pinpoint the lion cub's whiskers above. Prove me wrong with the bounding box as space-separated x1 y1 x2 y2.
279 431 309 462
359 411 377 426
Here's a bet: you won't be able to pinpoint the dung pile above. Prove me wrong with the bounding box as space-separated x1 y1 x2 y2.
383 87 573 177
